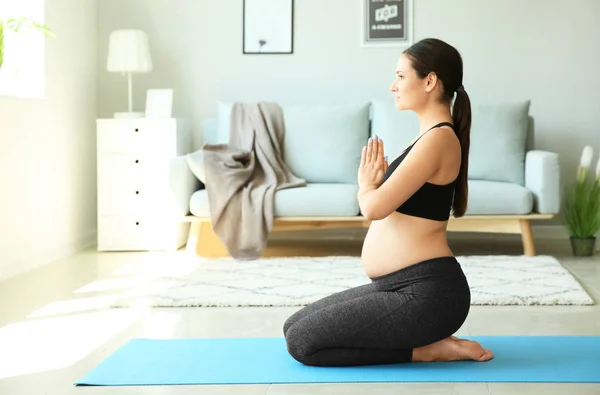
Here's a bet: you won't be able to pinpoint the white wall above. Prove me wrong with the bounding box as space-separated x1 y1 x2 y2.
0 0 97 280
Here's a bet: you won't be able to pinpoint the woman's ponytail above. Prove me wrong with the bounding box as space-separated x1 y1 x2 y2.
451 86 471 218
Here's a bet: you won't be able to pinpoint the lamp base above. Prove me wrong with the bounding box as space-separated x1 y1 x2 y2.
114 111 144 119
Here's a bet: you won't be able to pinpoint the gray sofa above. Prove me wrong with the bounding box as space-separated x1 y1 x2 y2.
171 99 560 257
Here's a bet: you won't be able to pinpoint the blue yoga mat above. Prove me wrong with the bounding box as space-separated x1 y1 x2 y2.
76 336 600 385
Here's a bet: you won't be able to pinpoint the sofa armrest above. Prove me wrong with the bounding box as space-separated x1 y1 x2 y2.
525 150 560 214
166 155 202 218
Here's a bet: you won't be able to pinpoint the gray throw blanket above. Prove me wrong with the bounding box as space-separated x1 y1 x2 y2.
199 102 306 260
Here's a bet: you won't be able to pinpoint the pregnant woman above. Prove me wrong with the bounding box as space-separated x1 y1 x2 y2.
282 37 494 367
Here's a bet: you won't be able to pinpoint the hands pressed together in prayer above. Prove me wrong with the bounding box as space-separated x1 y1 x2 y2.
358 135 389 192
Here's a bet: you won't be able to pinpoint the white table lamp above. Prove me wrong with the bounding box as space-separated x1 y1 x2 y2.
106 29 153 119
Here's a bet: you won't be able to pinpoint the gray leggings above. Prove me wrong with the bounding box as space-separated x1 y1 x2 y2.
283 256 471 366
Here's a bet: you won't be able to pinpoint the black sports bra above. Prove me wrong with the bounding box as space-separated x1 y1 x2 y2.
381 122 457 221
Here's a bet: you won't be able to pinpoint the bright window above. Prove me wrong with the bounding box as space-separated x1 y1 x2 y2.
0 0 46 99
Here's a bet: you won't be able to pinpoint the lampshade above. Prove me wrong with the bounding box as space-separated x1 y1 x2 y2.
106 30 153 73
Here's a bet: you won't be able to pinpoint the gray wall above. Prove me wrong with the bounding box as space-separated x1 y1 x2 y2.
97 0 600 187
98 0 600 187
95 0 599 239
0 0 97 280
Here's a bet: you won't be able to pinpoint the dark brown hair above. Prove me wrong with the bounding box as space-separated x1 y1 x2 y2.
403 38 471 217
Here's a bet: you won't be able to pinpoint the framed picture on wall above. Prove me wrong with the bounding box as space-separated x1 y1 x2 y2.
361 0 413 48
243 0 294 54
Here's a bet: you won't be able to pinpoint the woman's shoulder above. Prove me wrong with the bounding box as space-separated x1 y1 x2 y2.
415 124 460 155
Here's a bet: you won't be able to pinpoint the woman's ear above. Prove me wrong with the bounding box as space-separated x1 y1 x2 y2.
424 72 438 93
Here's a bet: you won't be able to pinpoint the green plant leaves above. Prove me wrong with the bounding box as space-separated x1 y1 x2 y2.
5 17 55 37
563 177 600 238
0 16 54 70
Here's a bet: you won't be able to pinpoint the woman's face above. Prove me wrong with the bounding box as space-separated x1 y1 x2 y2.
389 54 427 111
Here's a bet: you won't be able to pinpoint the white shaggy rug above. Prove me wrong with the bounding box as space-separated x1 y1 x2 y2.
108 255 594 308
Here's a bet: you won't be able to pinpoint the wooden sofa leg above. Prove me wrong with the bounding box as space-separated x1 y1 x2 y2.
519 219 536 256
186 222 201 254
192 221 229 258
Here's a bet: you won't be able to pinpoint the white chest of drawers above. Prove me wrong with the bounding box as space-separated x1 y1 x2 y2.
96 117 192 251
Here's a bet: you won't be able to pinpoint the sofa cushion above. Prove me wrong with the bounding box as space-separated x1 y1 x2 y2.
190 183 360 218
369 98 420 156
281 103 370 183
465 180 533 215
469 100 531 185
185 150 206 183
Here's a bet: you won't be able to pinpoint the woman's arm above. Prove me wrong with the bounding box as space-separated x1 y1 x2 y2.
357 128 454 220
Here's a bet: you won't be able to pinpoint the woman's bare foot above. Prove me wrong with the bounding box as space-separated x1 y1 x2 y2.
412 336 494 362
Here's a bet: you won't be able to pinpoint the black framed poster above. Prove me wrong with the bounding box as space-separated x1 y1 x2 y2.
243 0 294 54
362 0 413 47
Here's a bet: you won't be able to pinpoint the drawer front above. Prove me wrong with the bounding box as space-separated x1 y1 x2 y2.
97 120 145 153
98 154 145 187
98 186 155 215
97 216 178 251
97 216 149 250
97 154 169 187
97 118 177 154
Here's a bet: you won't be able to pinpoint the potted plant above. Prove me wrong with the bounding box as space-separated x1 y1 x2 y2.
0 16 55 70
562 145 600 256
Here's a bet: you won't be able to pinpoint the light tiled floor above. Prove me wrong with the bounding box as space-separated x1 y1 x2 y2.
1 236 599 394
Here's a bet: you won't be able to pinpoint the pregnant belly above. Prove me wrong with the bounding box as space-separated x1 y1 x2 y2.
361 214 452 278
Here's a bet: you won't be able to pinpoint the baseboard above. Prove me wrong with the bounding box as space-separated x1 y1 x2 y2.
269 224 572 242
0 230 97 283
449 225 571 241
531 225 570 240
269 224 600 253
